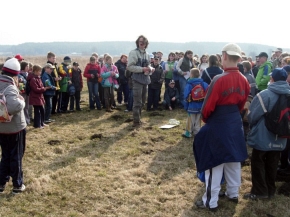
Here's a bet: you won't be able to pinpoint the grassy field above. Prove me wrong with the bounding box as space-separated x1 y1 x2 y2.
0 56 290 217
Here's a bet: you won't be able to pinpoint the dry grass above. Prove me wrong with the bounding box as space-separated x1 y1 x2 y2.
0 56 290 217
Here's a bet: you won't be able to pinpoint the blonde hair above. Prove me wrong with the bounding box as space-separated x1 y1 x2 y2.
190 68 200 78
105 55 113 63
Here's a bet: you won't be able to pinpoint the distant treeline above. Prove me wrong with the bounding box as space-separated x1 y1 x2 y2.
0 41 288 58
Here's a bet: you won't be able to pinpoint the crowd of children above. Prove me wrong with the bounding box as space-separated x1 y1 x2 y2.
1 44 290 201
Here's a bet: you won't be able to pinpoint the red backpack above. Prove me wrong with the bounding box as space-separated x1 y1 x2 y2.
190 83 206 102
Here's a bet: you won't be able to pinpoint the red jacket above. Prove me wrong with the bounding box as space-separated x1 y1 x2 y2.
83 63 101 83
201 67 250 123
28 73 45 106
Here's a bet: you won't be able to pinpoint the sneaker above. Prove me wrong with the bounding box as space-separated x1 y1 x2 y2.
12 184 25 194
124 109 129 112
182 131 192 138
43 124 49 127
44 120 52 124
0 185 5 193
243 193 268 200
49 119 55 122
195 200 218 212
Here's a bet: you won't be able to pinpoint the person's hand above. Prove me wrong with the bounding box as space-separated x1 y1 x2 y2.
171 97 176 101
150 68 155 73
143 67 150 73
183 71 187 75
68 81 72 84
58 77 62 81
169 106 172 111
91 74 95 78
45 86 51 90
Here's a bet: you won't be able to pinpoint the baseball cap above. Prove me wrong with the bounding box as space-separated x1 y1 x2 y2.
222 43 242 58
258 52 268 58
169 80 175 84
270 68 288 82
149 54 154 59
44 63 55 69
73 62 79 66
14 54 24 61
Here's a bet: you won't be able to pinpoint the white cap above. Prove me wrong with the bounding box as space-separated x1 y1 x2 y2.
222 43 242 58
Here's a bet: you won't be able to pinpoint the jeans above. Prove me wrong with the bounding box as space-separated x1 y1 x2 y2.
44 95 52 121
59 92 70 112
127 89 133 111
52 90 60 113
147 88 160 110
179 76 187 107
87 82 101 109
33 105 44 128
117 83 129 104
70 91 81 110
0 129 26 187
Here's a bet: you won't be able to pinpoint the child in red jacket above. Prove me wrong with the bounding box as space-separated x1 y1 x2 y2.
28 65 51 128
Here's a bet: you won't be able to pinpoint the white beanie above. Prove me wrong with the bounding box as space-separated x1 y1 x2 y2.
2 58 20 75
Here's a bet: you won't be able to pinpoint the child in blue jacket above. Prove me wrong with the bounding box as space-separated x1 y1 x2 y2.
182 68 208 138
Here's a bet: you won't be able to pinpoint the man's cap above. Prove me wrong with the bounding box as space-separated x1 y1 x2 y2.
270 68 288 81
258 52 268 58
274 48 283 52
169 80 175 84
222 43 242 58
44 63 55 69
2 58 20 75
73 62 79 66
282 65 290 73
14 54 24 61
149 54 154 59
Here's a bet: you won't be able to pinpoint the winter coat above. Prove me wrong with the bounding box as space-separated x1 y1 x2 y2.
201 66 223 85
256 61 272 91
28 73 45 106
115 59 128 85
0 75 26 133
164 87 179 105
127 48 152 85
148 63 164 90
83 63 101 83
183 78 208 113
243 71 257 97
247 81 290 151
101 64 119 87
71 68 83 91
58 63 72 92
41 72 56 96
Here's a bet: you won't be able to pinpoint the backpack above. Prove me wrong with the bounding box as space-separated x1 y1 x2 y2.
0 86 13 122
258 93 290 138
190 83 206 102
25 80 31 96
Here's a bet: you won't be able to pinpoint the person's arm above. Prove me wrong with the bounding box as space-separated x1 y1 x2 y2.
159 67 165 83
247 93 268 126
176 58 183 75
5 86 25 115
30 78 46 93
79 69 83 90
83 65 90 79
58 65 66 77
259 65 270 88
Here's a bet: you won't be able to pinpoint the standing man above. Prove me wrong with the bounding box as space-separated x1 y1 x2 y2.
127 35 154 127
272 48 283 69
193 43 250 211
255 52 272 92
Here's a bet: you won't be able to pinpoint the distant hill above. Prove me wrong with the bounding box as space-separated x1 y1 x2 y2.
0 41 288 58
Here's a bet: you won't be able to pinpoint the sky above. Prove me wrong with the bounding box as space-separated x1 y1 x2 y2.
1 0 289 48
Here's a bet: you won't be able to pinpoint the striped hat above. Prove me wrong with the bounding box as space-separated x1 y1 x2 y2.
2 58 20 75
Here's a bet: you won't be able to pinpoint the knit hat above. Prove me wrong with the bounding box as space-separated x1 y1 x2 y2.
270 68 288 82
63 56 72 64
2 58 20 75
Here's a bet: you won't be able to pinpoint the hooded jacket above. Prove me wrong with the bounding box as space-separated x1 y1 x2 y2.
247 81 290 151
0 75 26 134
183 78 208 113
255 61 272 91
115 59 128 85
